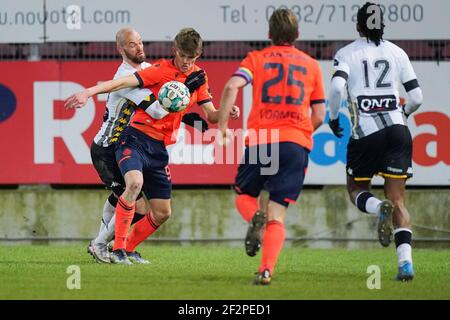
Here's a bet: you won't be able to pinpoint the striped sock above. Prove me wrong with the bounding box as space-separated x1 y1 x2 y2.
113 196 135 251
394 228 413 265
126 210 160 252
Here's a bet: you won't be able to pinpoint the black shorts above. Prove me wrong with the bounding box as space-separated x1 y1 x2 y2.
91 142 125 195
346 124 413 181
115 126 171 200
234 142 309 207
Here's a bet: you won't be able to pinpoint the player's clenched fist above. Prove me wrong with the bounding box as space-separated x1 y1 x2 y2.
230 105 240 120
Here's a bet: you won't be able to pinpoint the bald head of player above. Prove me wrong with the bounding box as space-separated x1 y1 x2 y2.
116 27 146 65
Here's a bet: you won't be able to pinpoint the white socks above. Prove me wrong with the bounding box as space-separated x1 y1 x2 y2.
394 228 413 266
355 191 382 215
98 199 115 234
396 243 412 265
366 197 382 215
95 214 116 244
95 199 116 244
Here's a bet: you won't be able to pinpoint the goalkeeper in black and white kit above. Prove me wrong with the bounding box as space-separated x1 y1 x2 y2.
327 2 423 281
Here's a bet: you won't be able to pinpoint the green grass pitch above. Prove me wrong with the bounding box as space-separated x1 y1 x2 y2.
1 244 449 300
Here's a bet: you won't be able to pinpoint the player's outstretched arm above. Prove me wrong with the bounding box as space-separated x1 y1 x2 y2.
215 76 245 145
218 76 246 131
124 87 171 120
64 74 140 109
200 102 240 124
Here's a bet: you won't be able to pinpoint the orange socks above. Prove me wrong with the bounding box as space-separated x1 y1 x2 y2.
126 210 160 252
113 196 135 251
235 194 259 222
259 220 286 275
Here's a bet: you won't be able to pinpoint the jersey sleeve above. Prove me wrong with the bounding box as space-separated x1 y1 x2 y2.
332 49 350 80
124 88 154 105
310 60 326 105
112 66 136 98
233 52 256 84
125 87 169 119
134 65 163 88
197 71 213 105
398 49 420 92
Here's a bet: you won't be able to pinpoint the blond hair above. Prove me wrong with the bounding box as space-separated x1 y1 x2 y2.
174 27 203 56
269 9 299 45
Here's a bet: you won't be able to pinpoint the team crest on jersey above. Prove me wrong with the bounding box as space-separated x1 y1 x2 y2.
123 148 132 156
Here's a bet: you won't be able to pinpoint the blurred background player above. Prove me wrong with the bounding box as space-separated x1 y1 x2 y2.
218 9 326 285
65 27 239 265
327 2 423 281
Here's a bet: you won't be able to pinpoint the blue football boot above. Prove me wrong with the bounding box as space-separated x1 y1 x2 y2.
395 261 414 281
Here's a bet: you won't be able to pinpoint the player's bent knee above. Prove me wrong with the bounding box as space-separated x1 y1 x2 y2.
126 179 143 194
153 208 172 223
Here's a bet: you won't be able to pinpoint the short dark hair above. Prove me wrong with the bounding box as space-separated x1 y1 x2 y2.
174 27 203 56
357 2 385 46
269 9 298 45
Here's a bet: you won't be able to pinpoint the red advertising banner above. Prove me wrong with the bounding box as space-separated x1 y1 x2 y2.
0 61 242 184
0 60 449 185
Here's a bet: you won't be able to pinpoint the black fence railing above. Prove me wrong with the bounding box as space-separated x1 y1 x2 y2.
1 40 449 61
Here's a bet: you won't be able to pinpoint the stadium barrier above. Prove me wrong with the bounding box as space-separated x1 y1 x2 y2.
0 186 449 247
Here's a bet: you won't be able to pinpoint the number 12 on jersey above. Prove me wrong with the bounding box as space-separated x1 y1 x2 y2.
362 59 392 88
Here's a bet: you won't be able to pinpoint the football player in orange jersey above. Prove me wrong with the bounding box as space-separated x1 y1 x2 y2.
218 9 326 285
65 28 239 264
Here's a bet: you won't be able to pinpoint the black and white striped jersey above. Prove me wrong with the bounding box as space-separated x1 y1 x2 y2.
93 61 152 147
332 38 418 139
